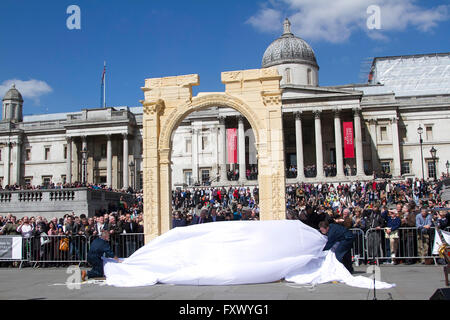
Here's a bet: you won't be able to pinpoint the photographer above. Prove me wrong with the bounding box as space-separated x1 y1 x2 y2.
0 216 20 236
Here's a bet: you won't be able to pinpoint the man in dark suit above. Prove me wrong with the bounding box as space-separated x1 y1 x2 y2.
319 220 355 273
81 230 119 280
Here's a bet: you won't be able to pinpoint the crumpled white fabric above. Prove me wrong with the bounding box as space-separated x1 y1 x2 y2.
103 220 395 289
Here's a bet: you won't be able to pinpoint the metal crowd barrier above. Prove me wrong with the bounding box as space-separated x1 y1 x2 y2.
26 235 89 267
365 226 445 265
349 228 365 266
1 226 448 268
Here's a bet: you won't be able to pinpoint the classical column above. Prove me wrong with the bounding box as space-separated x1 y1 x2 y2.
81 136 87 184
314 110 324 179
122 133 129 190
391 116 401 177
333 109 344 177
218 117 227 182
12 138 22 185
368 119 379 173
66 137 72 184
3 142 11 187
237 115 246 183
106 134 112 188
294 112 304 181
353 108 364 176
191 128 199 184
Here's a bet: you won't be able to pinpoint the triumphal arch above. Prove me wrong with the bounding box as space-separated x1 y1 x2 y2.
141 68 286 243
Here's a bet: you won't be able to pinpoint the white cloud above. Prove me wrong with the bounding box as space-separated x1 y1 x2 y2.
248 0 450 43
0 79 53 105
246 7 282 32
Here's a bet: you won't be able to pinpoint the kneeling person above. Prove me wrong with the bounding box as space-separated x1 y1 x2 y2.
319 220 355 273
82 230 119 281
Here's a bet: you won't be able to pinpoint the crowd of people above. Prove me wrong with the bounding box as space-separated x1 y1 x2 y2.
0 182 137 194
0 192 144 265
1 173 449 267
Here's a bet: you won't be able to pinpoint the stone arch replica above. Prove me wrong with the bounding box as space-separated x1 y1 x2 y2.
141 68 287 243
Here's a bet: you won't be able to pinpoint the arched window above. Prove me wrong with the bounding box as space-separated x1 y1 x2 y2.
284 68 291 84
307 68 312 85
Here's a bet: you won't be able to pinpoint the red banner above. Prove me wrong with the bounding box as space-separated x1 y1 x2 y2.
227 128 237 164
343 122 354 159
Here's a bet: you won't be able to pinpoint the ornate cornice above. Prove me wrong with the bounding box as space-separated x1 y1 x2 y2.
142 99 165 116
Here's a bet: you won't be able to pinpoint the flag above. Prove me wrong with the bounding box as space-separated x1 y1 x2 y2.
343 122 354 159
227 128 237 164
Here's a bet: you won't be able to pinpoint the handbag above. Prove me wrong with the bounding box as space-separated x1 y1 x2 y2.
40 232 51 246
59 237 69 251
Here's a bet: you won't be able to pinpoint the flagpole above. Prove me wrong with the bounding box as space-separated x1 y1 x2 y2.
103 61 106 108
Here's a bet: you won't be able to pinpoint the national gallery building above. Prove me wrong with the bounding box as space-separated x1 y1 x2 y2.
1 20 449 190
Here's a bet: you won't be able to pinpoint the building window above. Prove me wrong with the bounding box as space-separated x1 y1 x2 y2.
427 160 436 179
185 138 192 153
184 170 193 186
63 145 67 160
201 169 210 183
426 126 433 141
399 126 407 142
201 136 208 151
307 68 312 85
380 126 387 141
26 148 31 161
44 147 50 160
101 144 107 158
0 149 2 161
285 68 291 84
401 161 411 175
24 177 32 185
381 161 391 174
42 176 52 186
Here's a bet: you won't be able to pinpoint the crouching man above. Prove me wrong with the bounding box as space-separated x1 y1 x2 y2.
81 230 119 281
319 220 355 273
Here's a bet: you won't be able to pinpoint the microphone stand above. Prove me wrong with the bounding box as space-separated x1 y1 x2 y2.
373 267 377 300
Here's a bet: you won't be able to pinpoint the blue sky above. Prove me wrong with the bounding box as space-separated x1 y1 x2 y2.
0 0 449 116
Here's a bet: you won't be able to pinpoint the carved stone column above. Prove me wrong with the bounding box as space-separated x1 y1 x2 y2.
237 115 246 183
391 116 401 177
314 110 324 179
106 134 112 187
294 111 304 181
218 116 227 182
66 137 72 184
3 142 11 187
334 109 344 177
122 133 129 190
353 108 364 176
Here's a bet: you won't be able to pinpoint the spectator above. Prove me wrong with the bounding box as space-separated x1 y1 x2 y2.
416 208 433 264
385 209 401 264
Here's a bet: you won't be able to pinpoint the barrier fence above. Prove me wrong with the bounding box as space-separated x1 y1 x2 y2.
0 227 448 268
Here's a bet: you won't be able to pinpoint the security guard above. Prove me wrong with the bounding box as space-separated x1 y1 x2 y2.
319 220 355 273
81 230 119 281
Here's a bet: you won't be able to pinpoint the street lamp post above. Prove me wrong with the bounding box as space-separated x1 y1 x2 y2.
129 161 135 191
429 146 437 180
417 126 425 181
81 147 88 185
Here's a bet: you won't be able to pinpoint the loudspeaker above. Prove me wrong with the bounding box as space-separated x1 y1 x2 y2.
430 288 450 300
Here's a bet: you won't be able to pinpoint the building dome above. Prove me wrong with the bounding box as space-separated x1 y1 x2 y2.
262 19 318 69
2 84 23 102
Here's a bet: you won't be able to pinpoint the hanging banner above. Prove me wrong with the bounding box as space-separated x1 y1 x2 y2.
227 128 237 164
343 122 355 159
